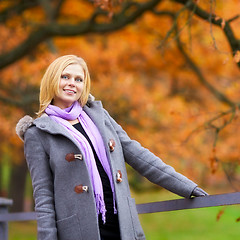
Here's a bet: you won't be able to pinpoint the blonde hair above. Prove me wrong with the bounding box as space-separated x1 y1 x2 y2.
37 55 91 117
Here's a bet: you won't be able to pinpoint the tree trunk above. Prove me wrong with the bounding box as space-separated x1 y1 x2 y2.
8 157 28 212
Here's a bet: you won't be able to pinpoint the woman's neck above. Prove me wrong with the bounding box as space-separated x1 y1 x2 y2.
68 119 79 125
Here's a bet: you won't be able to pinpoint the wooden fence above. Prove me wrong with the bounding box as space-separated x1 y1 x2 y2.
1 192 240 240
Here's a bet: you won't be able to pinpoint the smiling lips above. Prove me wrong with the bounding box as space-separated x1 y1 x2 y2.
64 89 76 94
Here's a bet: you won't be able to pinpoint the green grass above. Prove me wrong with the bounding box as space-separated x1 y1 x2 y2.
8 191 240 240
140 205 240 240
9 221 37 240
136 191 240 240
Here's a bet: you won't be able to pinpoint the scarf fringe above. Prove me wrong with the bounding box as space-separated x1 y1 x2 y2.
96 194 107 223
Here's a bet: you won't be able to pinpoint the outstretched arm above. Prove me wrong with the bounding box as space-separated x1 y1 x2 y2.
105 110 207 198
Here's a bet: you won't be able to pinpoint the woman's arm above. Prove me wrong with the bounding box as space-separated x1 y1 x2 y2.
24 127 57 240
104 110 200 198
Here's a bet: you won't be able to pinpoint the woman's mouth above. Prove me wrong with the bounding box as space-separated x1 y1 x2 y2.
64 89 76 94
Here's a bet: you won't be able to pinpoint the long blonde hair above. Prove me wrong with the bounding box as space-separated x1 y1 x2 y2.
37 55 91 117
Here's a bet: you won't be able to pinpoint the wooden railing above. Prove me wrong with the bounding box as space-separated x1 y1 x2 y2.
1 192 240 240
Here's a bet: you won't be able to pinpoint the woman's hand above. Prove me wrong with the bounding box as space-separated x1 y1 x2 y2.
191 187 209 197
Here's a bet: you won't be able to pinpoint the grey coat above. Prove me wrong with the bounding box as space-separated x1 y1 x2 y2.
16 98 197 240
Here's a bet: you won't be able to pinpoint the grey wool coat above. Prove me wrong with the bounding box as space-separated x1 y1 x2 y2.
16 97 197 240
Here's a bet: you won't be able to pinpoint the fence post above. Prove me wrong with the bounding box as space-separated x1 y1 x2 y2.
0 198 13 240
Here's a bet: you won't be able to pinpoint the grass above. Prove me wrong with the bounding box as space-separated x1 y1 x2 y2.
9 221 37 240
140 205 240 240
136 190 240 240
8 190 240 240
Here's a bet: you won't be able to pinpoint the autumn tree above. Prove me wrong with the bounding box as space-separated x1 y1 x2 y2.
0 0 240 210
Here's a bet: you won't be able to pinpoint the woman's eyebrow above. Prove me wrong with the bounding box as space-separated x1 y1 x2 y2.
62 71 84 78
75 74 84 78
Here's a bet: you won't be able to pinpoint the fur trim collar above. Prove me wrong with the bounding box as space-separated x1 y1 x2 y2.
16 115 34 141
16 94 95 141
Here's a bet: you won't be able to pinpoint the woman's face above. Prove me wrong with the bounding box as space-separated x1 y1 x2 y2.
53 63 85 109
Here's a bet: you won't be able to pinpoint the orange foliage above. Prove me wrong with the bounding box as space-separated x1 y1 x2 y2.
234 51 240 63
60 0 94 22
0 0 240 191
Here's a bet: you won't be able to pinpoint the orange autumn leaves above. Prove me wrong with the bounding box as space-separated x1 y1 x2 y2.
0 0 240 189
234 51 240 63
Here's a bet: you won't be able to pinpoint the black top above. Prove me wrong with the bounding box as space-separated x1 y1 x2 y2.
73 122 121 240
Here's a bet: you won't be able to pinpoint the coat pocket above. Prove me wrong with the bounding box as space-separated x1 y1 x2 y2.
57 214 82 240
127 197 145 240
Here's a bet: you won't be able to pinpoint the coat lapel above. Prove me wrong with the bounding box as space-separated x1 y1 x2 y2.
33 116 80 149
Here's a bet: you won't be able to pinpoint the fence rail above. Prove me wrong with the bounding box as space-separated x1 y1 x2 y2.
136 191 240 214
1 192 240 240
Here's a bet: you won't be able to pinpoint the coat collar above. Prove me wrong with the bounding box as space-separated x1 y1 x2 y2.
16 98 106 144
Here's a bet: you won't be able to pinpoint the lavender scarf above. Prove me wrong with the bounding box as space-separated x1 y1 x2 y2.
45 101 116 223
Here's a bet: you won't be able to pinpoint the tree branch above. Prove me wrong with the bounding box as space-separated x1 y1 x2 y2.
228 14 240 23
52 0 65 20
0 0 38 23
176 37 235 107
0 81 39 114
37 0 64 22
173 0 240 68
0 0 162 69
154 0 197 49
151 9 235 107
37 0 63 53
37 0 55 22
183 105 237 147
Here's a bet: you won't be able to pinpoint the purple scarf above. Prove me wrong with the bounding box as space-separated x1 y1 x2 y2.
45 101 116 223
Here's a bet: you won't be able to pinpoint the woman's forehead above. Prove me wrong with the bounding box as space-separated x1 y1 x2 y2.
62 64 84 76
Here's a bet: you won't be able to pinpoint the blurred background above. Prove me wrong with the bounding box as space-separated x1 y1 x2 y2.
0 0 240 239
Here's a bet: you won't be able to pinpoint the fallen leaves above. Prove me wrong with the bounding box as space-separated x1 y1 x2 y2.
216 208 225 221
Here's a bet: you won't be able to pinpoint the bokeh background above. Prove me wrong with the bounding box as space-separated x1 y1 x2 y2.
0 0 240 239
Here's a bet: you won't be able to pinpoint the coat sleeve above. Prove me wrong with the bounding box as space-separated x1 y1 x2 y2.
24 127 57 240
104 110 197 198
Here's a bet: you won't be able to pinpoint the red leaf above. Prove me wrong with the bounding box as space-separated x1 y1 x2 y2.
216 209 225 221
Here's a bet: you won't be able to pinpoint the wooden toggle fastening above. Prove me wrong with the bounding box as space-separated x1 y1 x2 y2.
74 154 83 160
65 153 83 162
116 170 123 183
109 139 116 152
74 184 89 194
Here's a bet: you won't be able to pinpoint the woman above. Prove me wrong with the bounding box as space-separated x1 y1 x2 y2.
16 55 207 240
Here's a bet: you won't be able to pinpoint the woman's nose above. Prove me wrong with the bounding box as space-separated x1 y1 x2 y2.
68 78 75 86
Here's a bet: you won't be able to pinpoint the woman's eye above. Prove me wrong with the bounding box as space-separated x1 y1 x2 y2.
75 78 83 82
61 75 68 79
